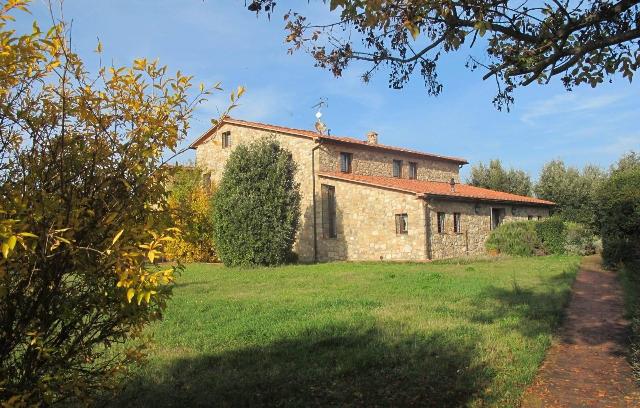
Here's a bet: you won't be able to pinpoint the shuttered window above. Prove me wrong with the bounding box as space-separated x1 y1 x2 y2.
222 131 231 148
393 160 403 178
409 162 417 179
321 184 337 238
395 214 408 234
437 212 446 234
340 152 352 173
453 212 461 233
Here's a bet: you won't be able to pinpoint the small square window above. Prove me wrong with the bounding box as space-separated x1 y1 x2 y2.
222 131 231 148
437 212 446 234
454 212 461 234
409 162 418 179
393 160 403 178
395 213 408 234
340 152 353 173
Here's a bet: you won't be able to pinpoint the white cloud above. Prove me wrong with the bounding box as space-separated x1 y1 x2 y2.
520 92 625 125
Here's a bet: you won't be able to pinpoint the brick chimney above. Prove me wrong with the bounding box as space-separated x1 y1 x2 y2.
366 131 378 144
450 177 456 192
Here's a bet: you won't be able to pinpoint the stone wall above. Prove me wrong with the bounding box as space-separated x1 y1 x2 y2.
318 142 461 182
316 176 427 261
427 199 550 259
195 123 318 262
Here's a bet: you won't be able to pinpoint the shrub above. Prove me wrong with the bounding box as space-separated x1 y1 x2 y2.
165 167 217 263
212 138 301 266
485 221 542 256
0 3 231 404
535 217 567 255
595 167 640 266
564 222 598 256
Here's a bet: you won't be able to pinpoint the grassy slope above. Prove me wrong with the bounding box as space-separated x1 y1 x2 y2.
112 256 580 407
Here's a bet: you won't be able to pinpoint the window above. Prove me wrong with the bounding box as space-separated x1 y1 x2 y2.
491 208 505 230
222 131 231 148
437 212 446 234
393 160 403 178
202 172 212 192
528 215 533 221
339 152 353 173
395 213 408 234
409 162 417 179
321 184 337 238
453 212 462 234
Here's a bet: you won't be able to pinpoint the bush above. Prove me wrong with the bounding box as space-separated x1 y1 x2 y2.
618 261 640 381
535 217 567 255
165 167 217 263
212 138 301 266
485 221 542 256
595 167 640 266
564 222 598 256
0 3 230 404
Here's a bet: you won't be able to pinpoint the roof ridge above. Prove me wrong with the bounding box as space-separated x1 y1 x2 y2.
190 117 468 164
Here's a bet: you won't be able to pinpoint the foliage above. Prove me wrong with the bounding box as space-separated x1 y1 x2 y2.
165 167 217 263
618 261 640 381
468 159 532 196
0 1 232 404
534 217 568 255
534 160 606 226
212 138 301 267
108 256 579 407
611 150 640 174
247 0 640 108
485 221 541 256
595 166 640 266
564 222 599 256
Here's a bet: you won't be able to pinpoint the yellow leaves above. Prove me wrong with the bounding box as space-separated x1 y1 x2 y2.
133 58 147 71
112 229 124 245
127 288 135 303
403 20 420 40
95 39 103 54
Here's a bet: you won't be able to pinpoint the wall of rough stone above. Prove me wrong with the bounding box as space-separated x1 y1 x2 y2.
427 199 551 259
194 123 318 262
316 176 427 261
318 142 461 182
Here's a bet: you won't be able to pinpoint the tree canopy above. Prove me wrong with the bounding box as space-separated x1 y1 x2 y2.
534 159 606 225
212 138 301 267
247 0 640 108
468 159 532 196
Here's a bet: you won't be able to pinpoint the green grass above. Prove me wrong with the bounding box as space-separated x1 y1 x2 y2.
110 256 580 407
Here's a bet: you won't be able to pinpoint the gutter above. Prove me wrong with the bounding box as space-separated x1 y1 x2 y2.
311 139 322 263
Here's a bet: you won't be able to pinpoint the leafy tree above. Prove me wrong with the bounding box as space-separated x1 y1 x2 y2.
212 138 301 267
595 166 640 265
165 166 217 263
468 159 532 196
0 1 231 404
612 150 640 173
534 160 606 225
247 0 640 108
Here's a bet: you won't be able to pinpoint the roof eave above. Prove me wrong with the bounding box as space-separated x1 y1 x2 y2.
425 193 555 207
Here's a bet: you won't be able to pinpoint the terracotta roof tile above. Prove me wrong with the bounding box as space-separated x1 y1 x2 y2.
318 172 555 206
190 117 468 164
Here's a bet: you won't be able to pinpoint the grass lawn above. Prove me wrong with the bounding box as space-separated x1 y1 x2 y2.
110 256 580 407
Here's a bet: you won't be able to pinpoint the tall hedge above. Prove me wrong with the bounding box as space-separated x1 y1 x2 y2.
595 167 640 265
535 217 567 255
212 138 301 266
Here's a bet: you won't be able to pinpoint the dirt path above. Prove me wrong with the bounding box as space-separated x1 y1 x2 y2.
521 255 640 407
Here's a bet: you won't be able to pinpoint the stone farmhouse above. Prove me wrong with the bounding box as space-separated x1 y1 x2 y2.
190 117 554 262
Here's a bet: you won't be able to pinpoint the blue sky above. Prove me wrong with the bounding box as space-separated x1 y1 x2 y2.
22 0 640 180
